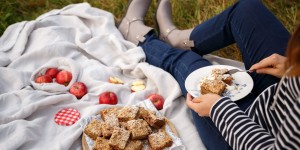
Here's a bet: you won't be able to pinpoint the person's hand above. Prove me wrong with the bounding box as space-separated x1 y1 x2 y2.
186 93 221 117
249 53 287 78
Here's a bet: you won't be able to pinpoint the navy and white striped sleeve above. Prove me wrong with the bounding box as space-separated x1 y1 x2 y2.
210 97 300 150
274 97 300 149
210 97 275 150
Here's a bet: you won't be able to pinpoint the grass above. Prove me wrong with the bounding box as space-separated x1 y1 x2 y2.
1 0 299 61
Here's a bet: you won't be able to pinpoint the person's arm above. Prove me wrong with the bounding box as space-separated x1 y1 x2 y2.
210 97 275 150
249 53 287 78
186 93 300 149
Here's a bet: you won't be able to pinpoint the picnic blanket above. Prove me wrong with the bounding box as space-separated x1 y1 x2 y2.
0 3 244 150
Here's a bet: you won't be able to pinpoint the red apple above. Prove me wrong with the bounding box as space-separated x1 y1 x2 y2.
70 82 88 99
99 91 118 105
35 75 53 83
45 68 59 78
56 70 72 86
147 94 164 110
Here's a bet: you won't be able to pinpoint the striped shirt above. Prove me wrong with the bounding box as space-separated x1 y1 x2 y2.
210 76 300 150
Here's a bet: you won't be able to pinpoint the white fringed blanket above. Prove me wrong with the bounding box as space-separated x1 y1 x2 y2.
0 3 245 150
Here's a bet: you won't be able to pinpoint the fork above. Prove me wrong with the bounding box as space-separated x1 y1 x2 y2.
224 69 253 75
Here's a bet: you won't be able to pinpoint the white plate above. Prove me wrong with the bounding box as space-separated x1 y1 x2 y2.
185 65 253 101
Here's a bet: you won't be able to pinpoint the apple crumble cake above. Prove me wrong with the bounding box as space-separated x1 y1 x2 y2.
84 119 102 140
200 68 234 95
93 137 112 150
83 106 174 150
148 131 173 150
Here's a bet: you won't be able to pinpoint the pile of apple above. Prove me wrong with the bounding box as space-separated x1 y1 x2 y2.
35 68 72 85
36 71 164 109
35 68 87 99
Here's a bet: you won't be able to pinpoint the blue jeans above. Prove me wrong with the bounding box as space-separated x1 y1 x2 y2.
141 0 290 149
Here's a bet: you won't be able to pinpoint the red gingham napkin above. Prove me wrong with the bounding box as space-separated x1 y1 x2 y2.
54 108 80 126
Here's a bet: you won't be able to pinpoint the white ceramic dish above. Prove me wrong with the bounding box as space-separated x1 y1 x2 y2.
185 65 253 101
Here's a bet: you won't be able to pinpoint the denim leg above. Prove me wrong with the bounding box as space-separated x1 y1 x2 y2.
190 0 291 96
141 32 234 149
141 31 211 96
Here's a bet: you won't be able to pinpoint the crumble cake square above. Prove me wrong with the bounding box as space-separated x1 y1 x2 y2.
139 107 165 129
100 113 120 138
84 119 102 140
117 106 139 122
101 122 118 138
200 79 226 95
93 137 113 150
124 140 144 150
104 113 119 127
126 119 152 140
99 107 120 121
148 131 173 150
109 127 131 150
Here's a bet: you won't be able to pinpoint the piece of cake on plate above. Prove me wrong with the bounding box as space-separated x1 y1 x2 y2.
200 68 234 95
99 107 120 120
117 106 140 122
101 113 120 138
109 127 131 150
222 74 234 85
125 119 152 140
139 107 165 129
200 79 226 95
211 68 234 85
84 119 102 140
211 68 228 78
124 140 144 150
148 131 173 150
93 137 113 150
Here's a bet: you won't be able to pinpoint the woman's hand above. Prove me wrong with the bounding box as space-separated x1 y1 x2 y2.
249 53 287 78
186 93 221 117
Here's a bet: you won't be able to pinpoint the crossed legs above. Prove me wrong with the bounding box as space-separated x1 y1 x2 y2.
139 0 290 149
118 0 290 149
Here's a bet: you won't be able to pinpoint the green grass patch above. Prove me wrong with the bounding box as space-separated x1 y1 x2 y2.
1 0 299 61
